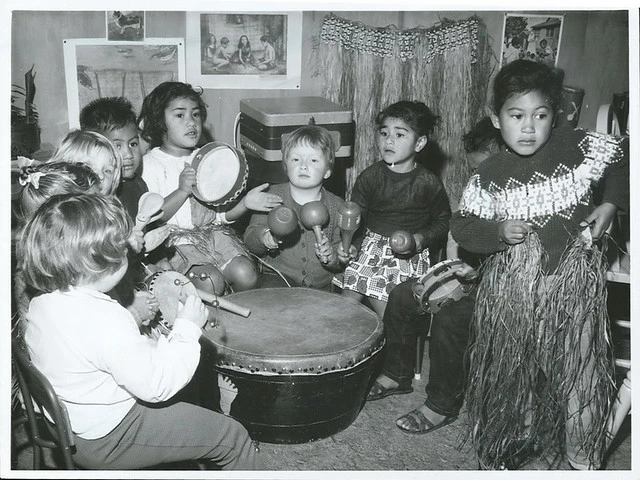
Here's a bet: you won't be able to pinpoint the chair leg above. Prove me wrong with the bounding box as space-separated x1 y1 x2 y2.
415 335 425 380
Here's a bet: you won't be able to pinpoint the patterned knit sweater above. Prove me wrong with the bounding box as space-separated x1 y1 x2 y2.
451 127 628 272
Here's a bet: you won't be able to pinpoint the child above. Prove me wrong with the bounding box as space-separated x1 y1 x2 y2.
230 35 254 68
451 59 628 470
213 37 232 71
49 129 121 195
243 125 346 290
138 81 281 291
16 193 263 470
332 100 451 318
11 162 159 334
79 96 147 219
366 118 501 436
255 35 276 71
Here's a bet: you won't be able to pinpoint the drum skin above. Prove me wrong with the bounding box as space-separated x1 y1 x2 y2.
199 288 385 443
191 142 248 206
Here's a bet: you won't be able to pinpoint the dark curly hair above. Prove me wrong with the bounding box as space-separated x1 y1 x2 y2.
79 96 137 133
137 82 208 148
492 59 563 115
375 101 439 137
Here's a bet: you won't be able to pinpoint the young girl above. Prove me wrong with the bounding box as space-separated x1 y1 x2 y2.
333 101 451 317
451 59 628 470
11 162 158 334
17 193 263 470
231 35 253 67
49 129 122 195
138 81 281 291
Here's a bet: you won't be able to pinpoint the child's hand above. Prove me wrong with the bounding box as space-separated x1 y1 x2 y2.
315 233 336 265
261 227 280 250
336 243 358 263
243 183 283 212
128 228 145 253
498 219 532 245
129 290 159 327
178 163 197 194
453 262 478 282
176 294 207 328
581 202 617 241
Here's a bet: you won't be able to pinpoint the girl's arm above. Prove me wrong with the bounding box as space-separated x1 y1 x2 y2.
159 164 196 222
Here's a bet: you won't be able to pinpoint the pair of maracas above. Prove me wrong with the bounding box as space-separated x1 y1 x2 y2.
267 200 362 264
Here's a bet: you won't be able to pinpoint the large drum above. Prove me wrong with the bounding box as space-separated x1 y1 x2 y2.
199 288 384 444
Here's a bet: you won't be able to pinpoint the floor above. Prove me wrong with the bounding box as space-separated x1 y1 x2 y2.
10 350 632 475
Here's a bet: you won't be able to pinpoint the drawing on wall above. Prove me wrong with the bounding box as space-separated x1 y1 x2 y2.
186 12 302 89
500 13 564 68
106 10 146 42
63 38 185 129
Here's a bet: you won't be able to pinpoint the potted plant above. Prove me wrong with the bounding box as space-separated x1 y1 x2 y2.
11 65 40 159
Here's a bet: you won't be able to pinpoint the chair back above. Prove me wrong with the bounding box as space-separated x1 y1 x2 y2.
12 339 76 469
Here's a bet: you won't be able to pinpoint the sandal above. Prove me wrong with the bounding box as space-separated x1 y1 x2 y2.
396 408 457 435
367 380 413 401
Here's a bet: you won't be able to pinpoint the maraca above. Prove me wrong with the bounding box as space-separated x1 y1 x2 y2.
390 230 416 255
300 200 330 263
135 192 164 229
300 201 330 244
186 263 226 296
267 205 299 241
337 201 361 253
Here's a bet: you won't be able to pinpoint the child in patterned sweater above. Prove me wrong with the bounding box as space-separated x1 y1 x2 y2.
451 59 628 470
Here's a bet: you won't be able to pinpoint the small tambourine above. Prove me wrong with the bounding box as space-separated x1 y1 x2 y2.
146 270 251 334
412 259 473 314
191 142 249 207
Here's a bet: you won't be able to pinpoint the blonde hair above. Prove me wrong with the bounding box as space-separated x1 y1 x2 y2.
17 193 132 293
15 162 100 224
50 129 122 194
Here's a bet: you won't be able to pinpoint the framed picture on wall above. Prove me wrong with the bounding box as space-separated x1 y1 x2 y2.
63 38 185 129
185 11 302 89
500 13 565 68
106 10 146 42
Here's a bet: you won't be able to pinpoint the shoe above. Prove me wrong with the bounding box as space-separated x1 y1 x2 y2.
366 380 413 401
396 408 457 435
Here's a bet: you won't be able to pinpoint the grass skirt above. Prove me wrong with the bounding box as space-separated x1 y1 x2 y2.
466 232 615 469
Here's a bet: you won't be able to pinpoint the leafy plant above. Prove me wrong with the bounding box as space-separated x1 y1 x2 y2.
11 65 40 158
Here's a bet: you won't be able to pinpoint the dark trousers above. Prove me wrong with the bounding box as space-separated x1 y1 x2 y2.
381 280 475 417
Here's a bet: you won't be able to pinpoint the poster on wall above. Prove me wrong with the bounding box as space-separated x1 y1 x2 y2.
500 13 565 68
186 11 302 89
63 38 185 130
106 10 146 42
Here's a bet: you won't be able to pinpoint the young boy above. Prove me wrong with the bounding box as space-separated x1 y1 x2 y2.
255 35 276 71
243 125 347 290
451 59 628 470
80 96 147 219
17 193 263 470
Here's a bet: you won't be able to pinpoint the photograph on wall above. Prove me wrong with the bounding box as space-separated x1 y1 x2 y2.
106 10 146 42
63 38 185 129
186 11 302 89
500 13 564 68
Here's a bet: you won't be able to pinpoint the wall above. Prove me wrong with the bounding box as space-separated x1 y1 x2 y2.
12 9 629 153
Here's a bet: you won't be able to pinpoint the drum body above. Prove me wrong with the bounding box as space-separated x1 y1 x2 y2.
190 142 248 206
199 288 384 443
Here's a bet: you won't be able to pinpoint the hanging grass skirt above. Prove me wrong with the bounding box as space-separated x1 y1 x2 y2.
332 229 430 302
465 231 615 469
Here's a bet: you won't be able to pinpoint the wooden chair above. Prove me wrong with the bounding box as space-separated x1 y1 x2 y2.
12 339 76 469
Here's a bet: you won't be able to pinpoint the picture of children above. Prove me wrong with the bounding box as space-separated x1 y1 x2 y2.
230 35 254 68
212 37 232 71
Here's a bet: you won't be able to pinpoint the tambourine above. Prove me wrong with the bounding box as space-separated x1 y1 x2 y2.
412 259 473 314
146 270 251 334
191 142 249 207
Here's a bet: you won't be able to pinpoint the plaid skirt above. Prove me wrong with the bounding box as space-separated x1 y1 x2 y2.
333 230 430 302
